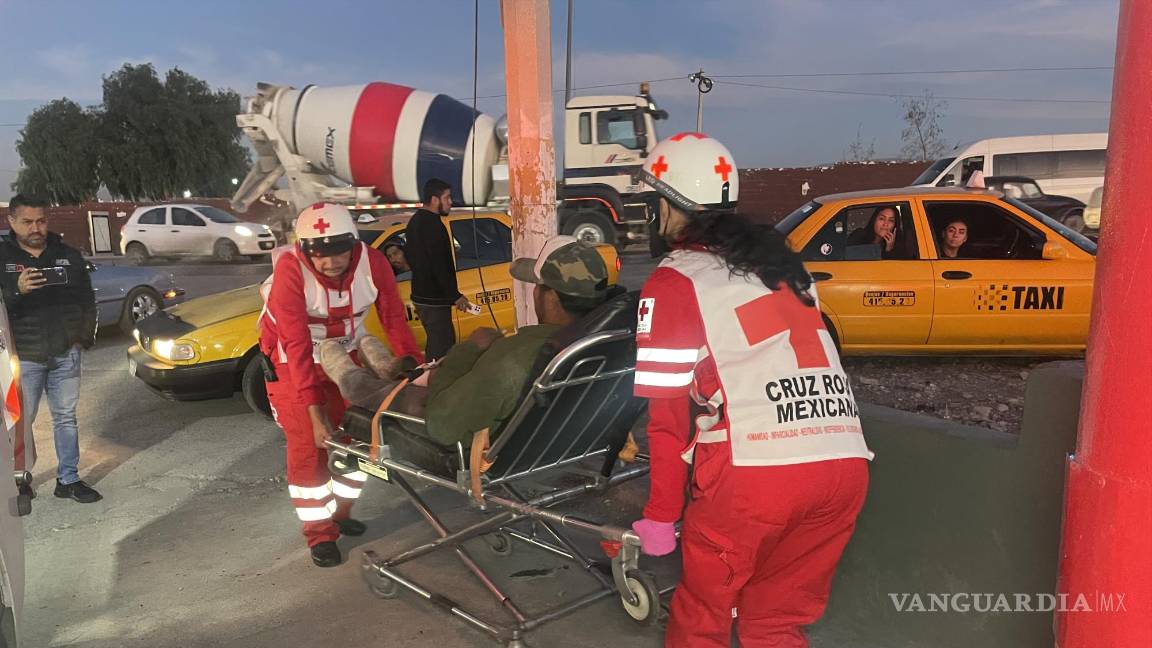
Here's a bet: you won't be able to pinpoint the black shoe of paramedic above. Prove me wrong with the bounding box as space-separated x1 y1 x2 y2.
54 480 103 504
311 541 343 568
336 518 367 536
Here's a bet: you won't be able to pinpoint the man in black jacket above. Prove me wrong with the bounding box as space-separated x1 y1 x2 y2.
1 195 101 503
405 178 469 360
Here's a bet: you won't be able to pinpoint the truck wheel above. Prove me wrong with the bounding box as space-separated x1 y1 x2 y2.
1061 210 1085 232
241 355 273 419
120 287 161 335
125 242 150 266
215 239 240 263
562 210 618 247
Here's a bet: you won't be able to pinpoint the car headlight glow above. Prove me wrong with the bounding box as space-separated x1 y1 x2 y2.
153 339 196 361
235 225 254 237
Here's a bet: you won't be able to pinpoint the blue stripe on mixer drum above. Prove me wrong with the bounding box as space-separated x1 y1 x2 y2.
416 94 482 205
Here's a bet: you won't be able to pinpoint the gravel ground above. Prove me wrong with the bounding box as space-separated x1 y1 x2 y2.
841 356 1060 434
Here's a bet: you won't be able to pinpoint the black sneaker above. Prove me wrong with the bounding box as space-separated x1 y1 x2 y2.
310 541 342 568
336 518 366 536
54 480 103 504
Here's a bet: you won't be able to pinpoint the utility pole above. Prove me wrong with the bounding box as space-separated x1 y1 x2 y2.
564 0 574 106
500 0 557 327
689 69 713 132
1056 1 1152 646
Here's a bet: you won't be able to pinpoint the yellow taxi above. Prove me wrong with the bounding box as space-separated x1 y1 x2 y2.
775 186 1097 355
127 210 621 416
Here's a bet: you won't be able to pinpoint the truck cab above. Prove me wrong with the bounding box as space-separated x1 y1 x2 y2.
558 85 668 247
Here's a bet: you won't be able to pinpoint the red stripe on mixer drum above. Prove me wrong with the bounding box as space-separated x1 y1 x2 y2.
349 82 414 201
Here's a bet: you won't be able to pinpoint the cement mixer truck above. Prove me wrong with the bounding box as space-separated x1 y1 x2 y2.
230 81 668 247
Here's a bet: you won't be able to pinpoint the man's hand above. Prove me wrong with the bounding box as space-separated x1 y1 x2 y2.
17 268 45 294
467 327 504 351
308 404 333 449
454 295 470 312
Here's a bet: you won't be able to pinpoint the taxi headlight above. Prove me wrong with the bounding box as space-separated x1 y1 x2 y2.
153 339 197 361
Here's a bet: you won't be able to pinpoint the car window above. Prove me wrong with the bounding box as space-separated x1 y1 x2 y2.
1019 182 1043 199
924 201 1045 260
451 218 512 271
138 208 166 225
994 152 1056 180
579 112 592 145
172 208 206 227
775 200 821 236
596 109 640 149
196 206 239 223
912 157 955 185
801 202 918 262
1054 149 1106 179
1003 197 1096 255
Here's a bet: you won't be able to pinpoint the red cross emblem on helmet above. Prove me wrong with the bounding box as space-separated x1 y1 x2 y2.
313 218 331 235
641 132 740 210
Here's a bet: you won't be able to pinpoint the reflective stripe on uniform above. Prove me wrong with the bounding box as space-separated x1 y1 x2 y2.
331 480 363 499
295 499 338 522
637 347 701 363
635 370 695 388
288 483 332 500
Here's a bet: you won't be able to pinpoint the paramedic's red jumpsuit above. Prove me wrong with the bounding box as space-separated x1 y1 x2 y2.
260 242 421 547
635 248 873 647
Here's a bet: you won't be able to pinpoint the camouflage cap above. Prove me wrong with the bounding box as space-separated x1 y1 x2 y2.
509 235 609 299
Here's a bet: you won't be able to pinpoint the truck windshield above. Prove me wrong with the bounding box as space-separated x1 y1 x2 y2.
197 206 239 223
911 157 955 185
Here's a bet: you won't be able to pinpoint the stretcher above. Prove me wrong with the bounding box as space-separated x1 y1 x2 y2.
324 291 668 646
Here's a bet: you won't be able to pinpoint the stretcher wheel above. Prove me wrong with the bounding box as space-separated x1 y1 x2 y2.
359 551 398 599
16 493 31 516
620 570 661 625
485 532 513 556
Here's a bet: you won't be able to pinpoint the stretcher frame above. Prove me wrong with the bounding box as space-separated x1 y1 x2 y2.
325 330 668 647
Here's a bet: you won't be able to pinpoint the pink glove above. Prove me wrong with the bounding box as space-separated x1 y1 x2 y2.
631 518 677 556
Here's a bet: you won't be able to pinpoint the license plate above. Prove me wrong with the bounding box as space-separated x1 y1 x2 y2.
128 358 137 377
357 459 390 481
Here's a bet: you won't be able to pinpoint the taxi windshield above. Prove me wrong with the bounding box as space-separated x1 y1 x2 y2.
1003 197 1096 255
775 200 822 236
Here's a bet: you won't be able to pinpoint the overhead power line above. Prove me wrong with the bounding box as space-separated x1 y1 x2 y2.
713 65 1114 79
721 80 1111 104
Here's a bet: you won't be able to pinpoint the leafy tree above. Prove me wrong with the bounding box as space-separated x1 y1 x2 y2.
12 99 100 203
900 90 948 161
97 64 249 200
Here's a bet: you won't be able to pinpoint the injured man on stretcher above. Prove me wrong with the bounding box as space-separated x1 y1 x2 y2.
319 235 615 450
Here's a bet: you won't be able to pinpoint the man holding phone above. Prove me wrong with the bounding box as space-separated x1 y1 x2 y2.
0 194 101 504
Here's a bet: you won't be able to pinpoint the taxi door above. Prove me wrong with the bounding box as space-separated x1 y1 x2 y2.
448 216 516 340
922 197 1094 349
797 200 934 349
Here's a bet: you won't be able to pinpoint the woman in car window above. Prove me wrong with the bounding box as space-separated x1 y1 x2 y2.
938 219 969 259
847 206 906 259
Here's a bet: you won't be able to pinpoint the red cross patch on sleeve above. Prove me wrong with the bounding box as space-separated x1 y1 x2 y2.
637 298 655 335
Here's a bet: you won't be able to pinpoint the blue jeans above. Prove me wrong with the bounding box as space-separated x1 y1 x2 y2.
21 346 83 485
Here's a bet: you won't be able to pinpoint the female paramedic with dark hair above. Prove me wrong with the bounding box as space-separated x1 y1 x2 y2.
630 133 874 647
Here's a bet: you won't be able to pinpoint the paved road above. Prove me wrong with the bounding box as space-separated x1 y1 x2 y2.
21 253 669 648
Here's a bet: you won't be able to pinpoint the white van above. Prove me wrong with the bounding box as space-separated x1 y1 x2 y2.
119 204 276 264
912 133 1107 208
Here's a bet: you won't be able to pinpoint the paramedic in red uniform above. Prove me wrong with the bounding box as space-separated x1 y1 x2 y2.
260 203 422 567
629 133 874 646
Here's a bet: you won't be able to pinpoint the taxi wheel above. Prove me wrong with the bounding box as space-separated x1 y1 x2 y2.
241 356 273 419
822 314 841 353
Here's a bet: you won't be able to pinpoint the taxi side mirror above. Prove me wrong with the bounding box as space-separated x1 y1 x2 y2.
1042 241 1069 260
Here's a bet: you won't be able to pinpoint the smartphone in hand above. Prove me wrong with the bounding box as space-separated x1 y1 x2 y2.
38 267 68 286
466 302 483 316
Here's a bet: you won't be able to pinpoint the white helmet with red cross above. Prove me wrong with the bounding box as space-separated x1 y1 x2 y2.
639 132 739 213
294 202 358 257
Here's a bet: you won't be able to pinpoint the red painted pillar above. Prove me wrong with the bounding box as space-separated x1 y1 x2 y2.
1056 1 1152 645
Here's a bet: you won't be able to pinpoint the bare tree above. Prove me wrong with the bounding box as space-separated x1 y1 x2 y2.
900 90 948 160
845 122 877 162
